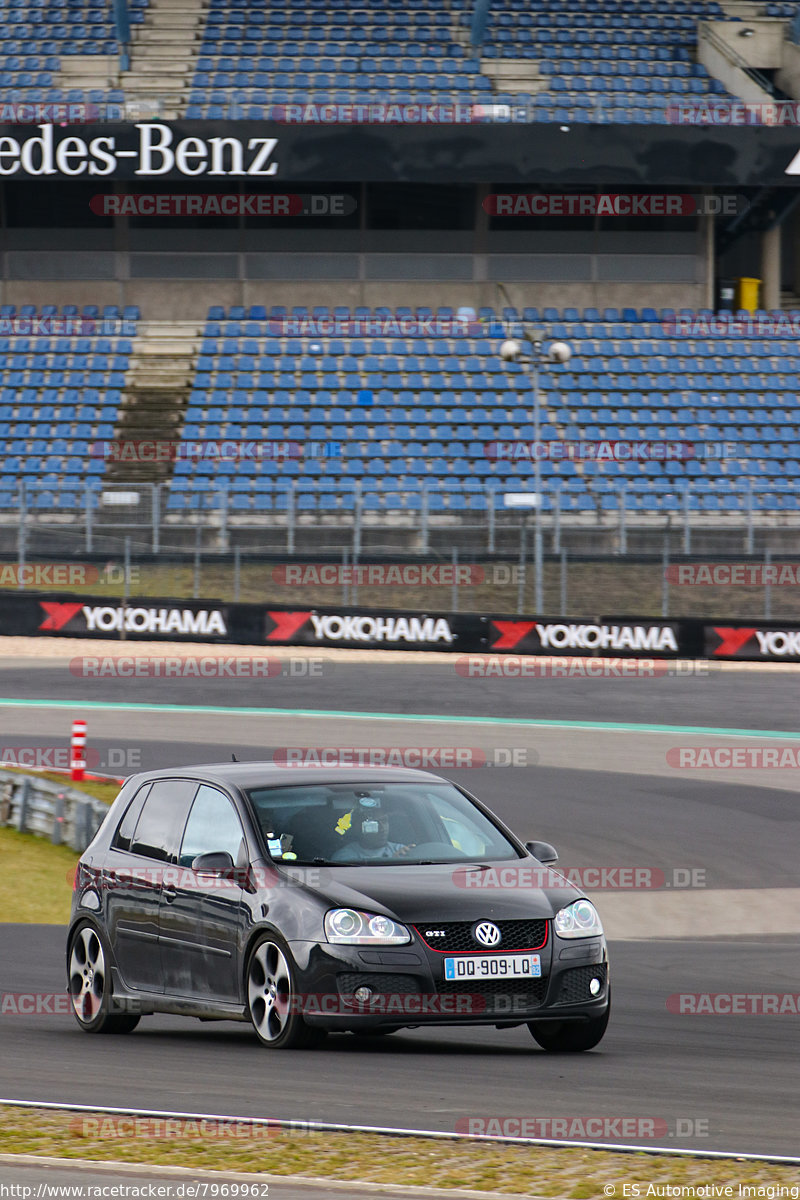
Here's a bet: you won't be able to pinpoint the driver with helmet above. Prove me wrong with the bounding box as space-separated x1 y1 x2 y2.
331 795 415 861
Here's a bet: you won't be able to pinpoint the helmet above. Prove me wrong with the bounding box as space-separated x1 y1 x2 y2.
353 795 390 846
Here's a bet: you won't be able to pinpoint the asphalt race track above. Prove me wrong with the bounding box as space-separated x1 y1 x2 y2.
2 925 799 1158
0 651 798 1159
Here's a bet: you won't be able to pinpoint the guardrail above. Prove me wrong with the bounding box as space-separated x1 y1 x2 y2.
0 770 114 852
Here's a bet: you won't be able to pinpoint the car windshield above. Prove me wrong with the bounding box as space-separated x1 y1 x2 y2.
245 781 522 866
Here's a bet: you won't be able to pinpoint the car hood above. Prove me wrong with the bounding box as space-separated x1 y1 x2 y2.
295 861 583 922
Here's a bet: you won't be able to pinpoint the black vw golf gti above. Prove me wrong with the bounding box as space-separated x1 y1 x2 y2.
67 765 610 1050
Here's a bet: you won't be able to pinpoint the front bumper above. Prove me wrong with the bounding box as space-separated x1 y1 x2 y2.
290 934 609 1030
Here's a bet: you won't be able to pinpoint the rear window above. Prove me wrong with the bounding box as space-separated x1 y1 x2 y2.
111 784 151 852
129 779 199 862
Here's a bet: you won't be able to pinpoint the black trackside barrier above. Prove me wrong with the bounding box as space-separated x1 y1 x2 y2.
6 592 800 660
0 591 715 658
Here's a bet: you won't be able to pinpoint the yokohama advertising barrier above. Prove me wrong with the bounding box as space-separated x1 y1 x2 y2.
262 609 686 654
0 592 791 660
704 623 800 661
0 594 248 642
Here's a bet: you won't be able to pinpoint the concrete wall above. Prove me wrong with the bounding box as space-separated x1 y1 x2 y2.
703 19 786 70
0 216 708 316
776 40 800 100
698 20 778 103
0 279 708 318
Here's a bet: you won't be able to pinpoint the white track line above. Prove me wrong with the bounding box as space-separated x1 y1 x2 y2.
1 1099 798 1165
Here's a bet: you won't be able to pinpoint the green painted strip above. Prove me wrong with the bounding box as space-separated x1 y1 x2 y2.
0 696 797 739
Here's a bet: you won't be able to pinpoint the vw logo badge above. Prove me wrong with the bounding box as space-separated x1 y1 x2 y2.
473 921 502 947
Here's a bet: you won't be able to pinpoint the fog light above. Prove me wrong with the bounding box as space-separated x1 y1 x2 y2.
589 977 601 996
354 986 373 1002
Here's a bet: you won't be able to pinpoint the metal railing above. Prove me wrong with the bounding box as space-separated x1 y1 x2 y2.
0 770 113 852
4 479 800 559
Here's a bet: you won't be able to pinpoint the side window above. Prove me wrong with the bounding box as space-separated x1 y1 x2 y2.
129 780 199 863
179 785 246 869
112 784 152 852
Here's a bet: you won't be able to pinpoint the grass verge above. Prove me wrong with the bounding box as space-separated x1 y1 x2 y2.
0 826 79 924
0 1107 798 1195
0 765 120 805
2 559 798 619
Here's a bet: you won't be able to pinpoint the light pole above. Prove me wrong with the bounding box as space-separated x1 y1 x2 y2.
500 336 572 613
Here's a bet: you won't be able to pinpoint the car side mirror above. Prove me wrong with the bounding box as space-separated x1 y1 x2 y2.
192 851 235 875
525 840 558 864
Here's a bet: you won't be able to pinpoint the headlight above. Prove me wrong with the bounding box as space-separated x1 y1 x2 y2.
324 908 411 945
554 900 603 939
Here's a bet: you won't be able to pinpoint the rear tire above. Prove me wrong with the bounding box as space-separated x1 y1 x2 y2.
528 992 610 1053
67 921 140 1035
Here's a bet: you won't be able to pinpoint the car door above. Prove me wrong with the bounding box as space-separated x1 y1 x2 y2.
104 779 198 993
158 784 247 1004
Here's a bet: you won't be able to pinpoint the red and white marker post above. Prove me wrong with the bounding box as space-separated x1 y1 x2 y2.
71 720 87 781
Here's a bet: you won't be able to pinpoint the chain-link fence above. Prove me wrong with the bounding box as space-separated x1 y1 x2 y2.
1 537 799 621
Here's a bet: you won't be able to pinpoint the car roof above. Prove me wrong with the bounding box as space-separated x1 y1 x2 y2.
125 763 448 792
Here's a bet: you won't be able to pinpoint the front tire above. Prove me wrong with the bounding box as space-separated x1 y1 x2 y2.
246 935 322 1049
528 993 610 1053
67 922 140 1035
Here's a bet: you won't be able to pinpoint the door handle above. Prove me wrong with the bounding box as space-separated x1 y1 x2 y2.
162 887 177 903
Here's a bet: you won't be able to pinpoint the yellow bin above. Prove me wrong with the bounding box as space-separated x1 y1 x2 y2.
736 277 761 312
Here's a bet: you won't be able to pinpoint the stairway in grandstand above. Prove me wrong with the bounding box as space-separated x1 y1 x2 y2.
105 321 202 485
120 0 205 117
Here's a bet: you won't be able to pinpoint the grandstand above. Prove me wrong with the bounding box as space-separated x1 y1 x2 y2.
168 302 800 517
0 306 137 510
0 0 785 121
0 298 797 527
2 0 800 543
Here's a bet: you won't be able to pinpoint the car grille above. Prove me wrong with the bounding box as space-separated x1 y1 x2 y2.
414 919 548 954
438 977 548 1013
555 964 607 1004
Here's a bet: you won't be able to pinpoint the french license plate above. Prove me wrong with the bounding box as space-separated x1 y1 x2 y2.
444 954 541 981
